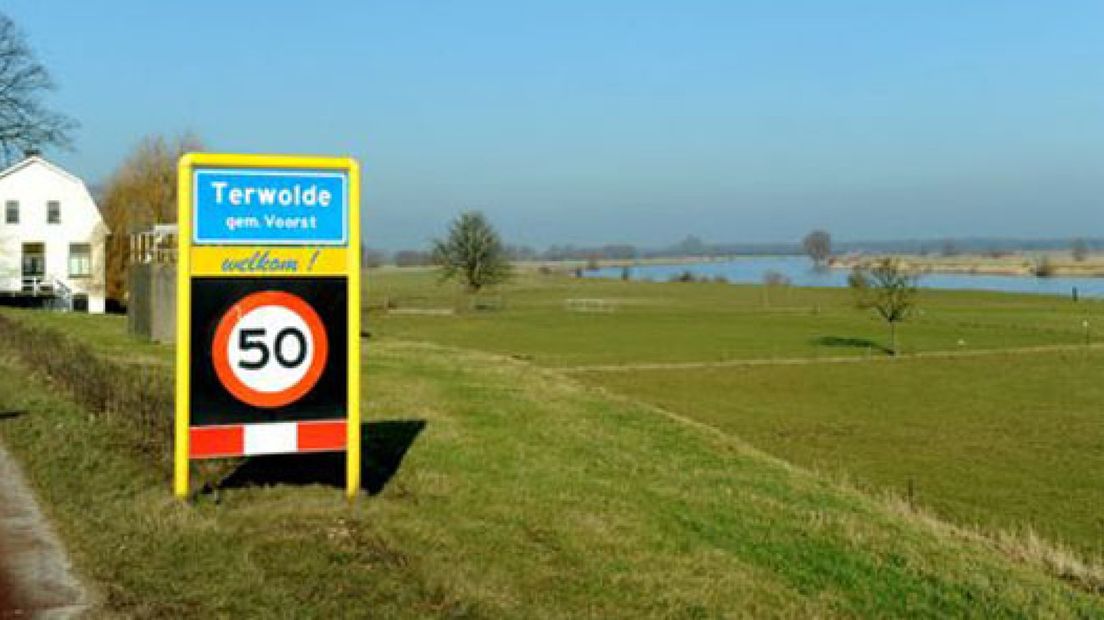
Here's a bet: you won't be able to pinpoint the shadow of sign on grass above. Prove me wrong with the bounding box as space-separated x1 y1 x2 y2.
214 420 426 495
812 336 891 355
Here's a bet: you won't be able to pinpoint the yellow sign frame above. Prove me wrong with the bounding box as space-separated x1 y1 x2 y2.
174 153 362 499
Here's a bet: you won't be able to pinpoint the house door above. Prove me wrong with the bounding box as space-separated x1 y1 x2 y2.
21 243 45 292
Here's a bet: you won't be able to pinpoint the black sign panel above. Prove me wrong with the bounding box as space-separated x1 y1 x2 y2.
189 276 347 427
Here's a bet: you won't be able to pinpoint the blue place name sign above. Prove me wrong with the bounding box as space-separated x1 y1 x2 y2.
193 168 348 245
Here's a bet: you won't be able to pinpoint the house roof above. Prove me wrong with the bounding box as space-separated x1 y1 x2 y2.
0 155 84 185
0 155 109 233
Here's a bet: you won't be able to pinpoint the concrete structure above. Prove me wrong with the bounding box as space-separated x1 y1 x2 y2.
0 156 108 313
127 225 177 343
127 263 176 343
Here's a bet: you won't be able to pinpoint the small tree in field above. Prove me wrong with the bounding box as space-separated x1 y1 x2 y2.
802 229 831 265
848 258 918 355
432 211 512 293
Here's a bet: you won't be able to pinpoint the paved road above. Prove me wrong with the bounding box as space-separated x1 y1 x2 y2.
0 538 21 617
0 440 87 617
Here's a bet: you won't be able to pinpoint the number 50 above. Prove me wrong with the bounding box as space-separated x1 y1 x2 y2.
238 327 308 370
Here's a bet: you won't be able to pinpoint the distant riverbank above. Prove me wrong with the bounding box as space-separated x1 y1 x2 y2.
829 252 1104 278
582 255 1104 298
521 251 1104 279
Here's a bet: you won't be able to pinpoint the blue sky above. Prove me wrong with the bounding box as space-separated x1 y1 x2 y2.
5 1 1104 250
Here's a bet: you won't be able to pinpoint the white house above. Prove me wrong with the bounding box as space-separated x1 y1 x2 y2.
0 155 109 313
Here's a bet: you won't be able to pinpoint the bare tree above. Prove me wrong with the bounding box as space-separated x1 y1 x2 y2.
848 258 919 355
802 230 831 265
0 13 75 165
431 211 513 292
100 133 203 301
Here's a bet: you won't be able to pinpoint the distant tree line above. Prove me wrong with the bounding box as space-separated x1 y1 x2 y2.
372 242 644 266
363 234 1104 271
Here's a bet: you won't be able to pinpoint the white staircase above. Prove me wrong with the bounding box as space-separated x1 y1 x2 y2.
20 275 73 310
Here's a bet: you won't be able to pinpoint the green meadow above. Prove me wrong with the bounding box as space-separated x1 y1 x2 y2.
366 268 1104 556
589 352 1104 558
367 268 1094 367
0 267 1102 615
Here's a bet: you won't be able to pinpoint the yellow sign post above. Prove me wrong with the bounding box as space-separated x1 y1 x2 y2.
175 153 361 499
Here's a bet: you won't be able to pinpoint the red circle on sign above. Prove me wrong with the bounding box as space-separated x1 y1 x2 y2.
212 290 329 408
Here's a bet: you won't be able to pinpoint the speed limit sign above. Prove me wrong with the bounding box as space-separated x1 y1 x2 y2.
175 153 361 500
212 291 329 408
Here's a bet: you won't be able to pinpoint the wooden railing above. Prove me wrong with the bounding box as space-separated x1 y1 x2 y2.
130 231 178 264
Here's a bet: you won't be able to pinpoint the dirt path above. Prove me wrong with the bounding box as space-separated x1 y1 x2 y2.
565 342 1104 373
0 439 88 617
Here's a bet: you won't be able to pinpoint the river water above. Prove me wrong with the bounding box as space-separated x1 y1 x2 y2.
584 256 1104 298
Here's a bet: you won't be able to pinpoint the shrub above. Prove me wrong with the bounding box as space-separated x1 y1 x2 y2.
1033 257 1055 278
0 313 173 469
669 270 697 283
762 270 791 287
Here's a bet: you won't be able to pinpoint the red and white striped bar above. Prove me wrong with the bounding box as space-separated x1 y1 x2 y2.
189 420 347 459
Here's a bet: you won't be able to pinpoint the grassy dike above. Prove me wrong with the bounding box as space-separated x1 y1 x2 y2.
0 310 1101 616
585 350 1104 558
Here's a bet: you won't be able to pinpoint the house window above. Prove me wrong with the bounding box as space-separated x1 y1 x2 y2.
47 200 60 224
69 243 91 277
4 200 17 224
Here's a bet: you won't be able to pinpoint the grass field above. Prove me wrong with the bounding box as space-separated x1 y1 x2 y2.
366 269 1098 367
1 269 1102 615
363 269 1104 557
587 351 1104 557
